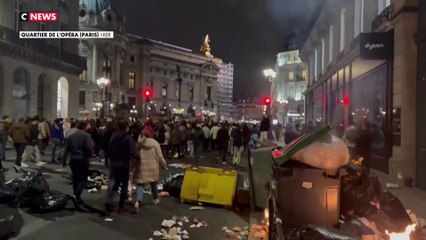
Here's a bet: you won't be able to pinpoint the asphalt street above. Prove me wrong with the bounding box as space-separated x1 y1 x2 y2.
0 144 251 240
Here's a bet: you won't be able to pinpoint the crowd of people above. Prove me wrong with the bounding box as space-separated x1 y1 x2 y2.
0 113 382 213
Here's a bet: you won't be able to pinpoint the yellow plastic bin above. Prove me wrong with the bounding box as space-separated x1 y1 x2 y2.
180 167 238 207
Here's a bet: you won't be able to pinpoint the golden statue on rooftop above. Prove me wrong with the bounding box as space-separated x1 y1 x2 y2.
200 34 213 58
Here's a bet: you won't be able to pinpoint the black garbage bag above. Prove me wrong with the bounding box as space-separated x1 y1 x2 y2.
281 222 360 240
164 174 184 197
300 225 360 240
88 169 105 179
30 190 68 213
85 180 101 190
340 219 375 238
0 185 16 204
6 171 50 207
0 215 15 239
341 164 382 217
377 191 412 232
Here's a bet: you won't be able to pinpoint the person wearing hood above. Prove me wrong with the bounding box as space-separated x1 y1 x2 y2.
10 118 30 172
105 120 136 213
216 123 230 164
132 131 167 212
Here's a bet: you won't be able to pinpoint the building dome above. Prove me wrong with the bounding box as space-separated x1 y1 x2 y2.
80 0 110 14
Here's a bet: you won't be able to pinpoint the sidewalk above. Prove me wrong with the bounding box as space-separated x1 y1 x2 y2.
372 169 426 219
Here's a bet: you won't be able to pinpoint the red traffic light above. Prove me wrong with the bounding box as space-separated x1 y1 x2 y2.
144 89 152 97
263 97 271 105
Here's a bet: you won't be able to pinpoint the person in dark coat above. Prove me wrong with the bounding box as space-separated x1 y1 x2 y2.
50 118 64 163
284 126 300 145
62 121 93 204
105 120 136 213
242 123 250 151
191 122 205 166
87 119 101 158
101 121 115 167
216 123 230 164
354 120 373 172
259 115 270 141
232 124 243 166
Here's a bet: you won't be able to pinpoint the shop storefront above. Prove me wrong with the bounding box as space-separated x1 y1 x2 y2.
305 32 394 172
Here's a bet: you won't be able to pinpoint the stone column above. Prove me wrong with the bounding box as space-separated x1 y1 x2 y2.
92 43 97 83
416 0 426 189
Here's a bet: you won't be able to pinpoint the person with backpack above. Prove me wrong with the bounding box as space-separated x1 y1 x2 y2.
23 116 45 167
10 118 29 172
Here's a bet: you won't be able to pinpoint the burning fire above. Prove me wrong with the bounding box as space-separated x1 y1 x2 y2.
385 224 416 240
264 208 269 226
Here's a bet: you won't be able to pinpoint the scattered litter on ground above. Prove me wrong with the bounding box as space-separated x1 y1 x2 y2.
168 163 187 169
101 185 108 190
153 216 209 239
386 183 400 188
161 219 176 228
222 226 250 240
104 218 113 222
189 206 204 211
159 191 170 197
157 184 164 191
88 188 98 193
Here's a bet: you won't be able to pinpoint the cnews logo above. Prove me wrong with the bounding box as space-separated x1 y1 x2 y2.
19 12 58 22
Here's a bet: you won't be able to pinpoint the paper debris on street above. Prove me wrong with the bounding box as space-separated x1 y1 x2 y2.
161 219 176 228
168 163 188 169
104 218 113 222
189 206 204 211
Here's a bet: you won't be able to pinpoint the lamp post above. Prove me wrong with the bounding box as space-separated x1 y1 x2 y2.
263 68 276 83
176 65 183 108
96 77 110 119
130 105 138 122
263 68 276 116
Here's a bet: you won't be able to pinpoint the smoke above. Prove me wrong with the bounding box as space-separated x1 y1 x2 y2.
265 0 322 32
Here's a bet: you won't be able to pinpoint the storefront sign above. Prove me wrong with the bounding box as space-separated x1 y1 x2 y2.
360 32 393 59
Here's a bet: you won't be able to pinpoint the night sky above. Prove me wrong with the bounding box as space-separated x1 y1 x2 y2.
109 0 322 97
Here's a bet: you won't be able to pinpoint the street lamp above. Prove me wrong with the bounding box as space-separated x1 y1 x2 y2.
263 68 276 82
130 105 138 122
96 77 110 119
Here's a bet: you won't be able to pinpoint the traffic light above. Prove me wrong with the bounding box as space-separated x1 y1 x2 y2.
143 88 152 101
263 97 271 105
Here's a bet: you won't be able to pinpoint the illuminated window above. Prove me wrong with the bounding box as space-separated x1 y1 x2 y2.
302 70 307 81
321 38 325 72
162 83 168 97
128 72 135 89
354 0 364 37
340 8 346 52
289 72 294 81
189 86 194 101
329 26 334 64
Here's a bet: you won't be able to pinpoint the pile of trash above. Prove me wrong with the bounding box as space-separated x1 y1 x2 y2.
0 171 70 238
222 226 250 240
161 173 185 198
150 216 210 239
270 127 425 239
86 169 109 193
1 171 69 213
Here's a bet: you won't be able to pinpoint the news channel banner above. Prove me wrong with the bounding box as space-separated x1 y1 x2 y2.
18 11 113 39
19 31 114 39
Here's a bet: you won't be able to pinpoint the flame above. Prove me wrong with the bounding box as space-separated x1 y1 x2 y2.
264 208 270 227
385 224 416 240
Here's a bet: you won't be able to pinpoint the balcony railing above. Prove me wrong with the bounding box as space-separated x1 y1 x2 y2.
372 5 391 32
0 26 86 69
